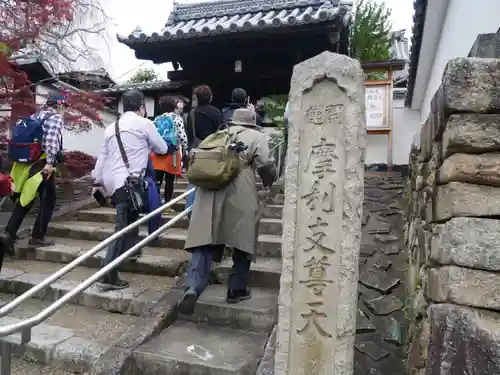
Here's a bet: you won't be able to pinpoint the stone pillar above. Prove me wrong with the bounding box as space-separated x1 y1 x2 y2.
275 51 366 375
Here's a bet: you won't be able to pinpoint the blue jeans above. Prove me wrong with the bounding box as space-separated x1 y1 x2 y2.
188 245 251 295
186 183 196 213
102 200 139 282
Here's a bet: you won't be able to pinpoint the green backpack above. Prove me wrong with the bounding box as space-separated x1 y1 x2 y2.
187 127 245 190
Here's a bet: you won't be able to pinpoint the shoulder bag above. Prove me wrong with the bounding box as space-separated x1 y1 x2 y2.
115 118 148 213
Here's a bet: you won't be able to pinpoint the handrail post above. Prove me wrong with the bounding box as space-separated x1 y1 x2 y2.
0 341 11 375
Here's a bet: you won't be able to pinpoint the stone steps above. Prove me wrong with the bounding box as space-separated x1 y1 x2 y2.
131 321 268 375
0 259 177 315
74 207 283 235
216 256 282 289
178 283 277 332
166 200 284 219
12 358 74 375
0 292 137 373
7 179 284 373
15 237 190 277
173 180 269 190
46 221 283 258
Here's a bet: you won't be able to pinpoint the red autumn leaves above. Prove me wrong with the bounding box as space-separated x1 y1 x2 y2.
0 0 108 131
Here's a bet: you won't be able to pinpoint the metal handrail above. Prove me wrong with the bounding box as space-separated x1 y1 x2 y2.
0 187 195 337
269 138 285 181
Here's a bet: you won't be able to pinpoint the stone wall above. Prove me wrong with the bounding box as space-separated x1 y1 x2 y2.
405 33 500 375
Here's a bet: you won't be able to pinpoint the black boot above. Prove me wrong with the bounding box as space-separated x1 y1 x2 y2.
1 233 15 257
177 286 198 315
226 288 252 304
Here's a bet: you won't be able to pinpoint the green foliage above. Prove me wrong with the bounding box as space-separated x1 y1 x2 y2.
258 94 288 127
349 0 392 62
127 68 158 84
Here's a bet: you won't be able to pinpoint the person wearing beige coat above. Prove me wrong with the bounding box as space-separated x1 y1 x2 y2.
178 108 277 315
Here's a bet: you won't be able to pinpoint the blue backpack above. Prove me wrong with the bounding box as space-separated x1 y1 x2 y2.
154 114 177 153
8 113 53 163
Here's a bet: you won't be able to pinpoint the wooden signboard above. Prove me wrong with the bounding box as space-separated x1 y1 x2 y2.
365 83 390 130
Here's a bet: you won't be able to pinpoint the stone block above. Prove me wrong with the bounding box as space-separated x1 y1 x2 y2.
427 304 500 374
51 337 109 373
418 119 432 162
407 318 429 371
442 114 500 157
22 322 75 364
442 58 500 113
434 182 500 222
427 266 500 310
131 321 268 375
430 85 446 141
469 33 500 58
438 153 500 186
431 217 500 271
275 51 365 375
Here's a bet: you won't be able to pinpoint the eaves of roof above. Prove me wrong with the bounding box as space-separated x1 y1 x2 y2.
405 0 428 107
95 81 185 94
117 0 353 45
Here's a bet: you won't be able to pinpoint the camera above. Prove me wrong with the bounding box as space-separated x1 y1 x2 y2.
228 141 248 153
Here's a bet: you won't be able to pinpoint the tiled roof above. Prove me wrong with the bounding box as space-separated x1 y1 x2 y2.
390 29 409 61
405 0 428 107
389 29 409 82
118 0 353 45
95 81 184 94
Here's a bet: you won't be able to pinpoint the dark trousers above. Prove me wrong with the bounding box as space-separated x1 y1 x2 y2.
188 245 251 295
6 173 56 240
155 170 176 203
102 192 139 283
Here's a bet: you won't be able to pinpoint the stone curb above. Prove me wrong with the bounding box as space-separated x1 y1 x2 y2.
87 278 186 375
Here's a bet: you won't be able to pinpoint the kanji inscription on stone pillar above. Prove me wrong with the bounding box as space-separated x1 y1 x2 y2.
275 51 366 375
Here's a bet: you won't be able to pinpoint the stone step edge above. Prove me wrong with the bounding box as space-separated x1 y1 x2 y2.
0 315 110 373
75 209 283 225
0 268 169 316
48 221 282 242
15 240 189 278
46 223 283 259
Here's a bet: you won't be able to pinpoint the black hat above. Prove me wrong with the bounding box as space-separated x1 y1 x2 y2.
122 89 145 112
231 88 247 104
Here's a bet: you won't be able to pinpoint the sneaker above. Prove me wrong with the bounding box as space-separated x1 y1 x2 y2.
97 277 129 291
177 287 198 315
28 238 55 248
226 288 252 304
128 251 143 261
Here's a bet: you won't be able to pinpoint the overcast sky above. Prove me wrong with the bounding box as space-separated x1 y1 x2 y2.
101 0 414 83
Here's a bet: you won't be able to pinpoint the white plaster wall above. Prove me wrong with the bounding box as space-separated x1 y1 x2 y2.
420 0 500 122
366 96 421 165
36 84 115 157
118 96 155 116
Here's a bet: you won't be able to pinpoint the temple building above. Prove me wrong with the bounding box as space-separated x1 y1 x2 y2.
117 0 353 107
